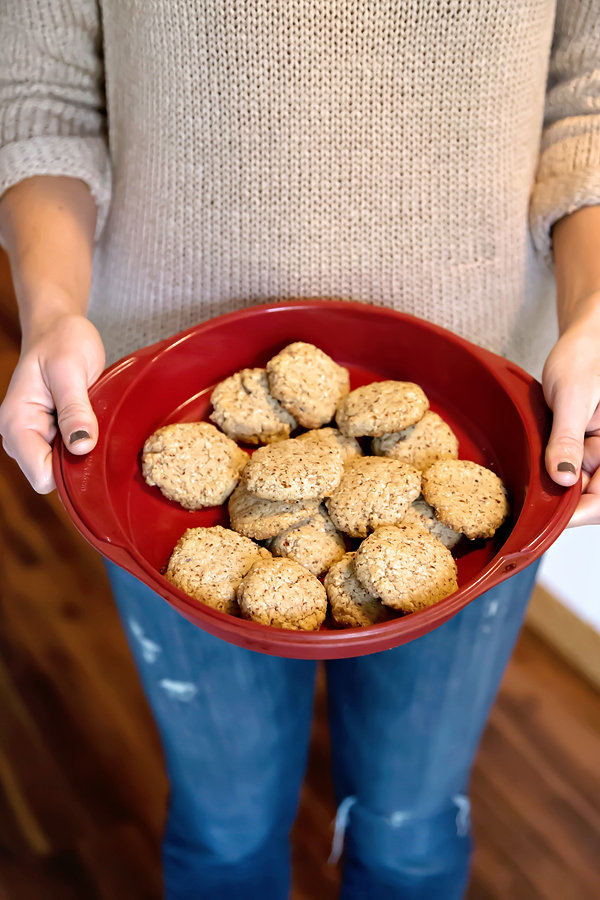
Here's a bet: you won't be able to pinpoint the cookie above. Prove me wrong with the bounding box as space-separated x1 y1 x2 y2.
421 459 509 540
268 506 346 576
354 523 458 613
336 380 429 437
228 482 321 540
266 342 350 428
242 437 344 501
142 422 248 509
295 426 363 465
165 525 271 615
372 411 459 470
402 497 462 549
324 552 396 627
209 367 297 444
326 457 421 538
237 557 328 630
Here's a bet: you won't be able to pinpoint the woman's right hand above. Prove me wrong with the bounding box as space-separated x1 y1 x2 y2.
0 313 105 493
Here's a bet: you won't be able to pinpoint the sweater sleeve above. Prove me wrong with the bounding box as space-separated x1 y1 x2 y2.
529 1 600 266
0 0 111 238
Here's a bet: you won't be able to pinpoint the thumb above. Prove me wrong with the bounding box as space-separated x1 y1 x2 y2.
545 382 589 487
48 356 99 455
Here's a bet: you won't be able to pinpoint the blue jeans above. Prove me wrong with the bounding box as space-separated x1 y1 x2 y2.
106 561 539 900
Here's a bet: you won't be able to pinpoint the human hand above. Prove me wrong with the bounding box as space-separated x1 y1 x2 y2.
0 313 105 493
542 303 600 527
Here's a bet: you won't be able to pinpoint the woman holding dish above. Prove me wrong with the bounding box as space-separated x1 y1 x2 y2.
0 2 599 898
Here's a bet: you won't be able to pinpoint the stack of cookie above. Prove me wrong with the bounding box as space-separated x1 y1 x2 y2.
141 341 509 631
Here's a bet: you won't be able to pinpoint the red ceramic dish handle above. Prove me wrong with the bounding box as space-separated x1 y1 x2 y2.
53 350 160 552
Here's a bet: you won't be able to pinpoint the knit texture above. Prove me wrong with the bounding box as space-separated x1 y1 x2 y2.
1 1 599 375
529 3 600 266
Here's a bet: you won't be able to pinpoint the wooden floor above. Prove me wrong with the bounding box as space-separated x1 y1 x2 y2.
1 251 600 899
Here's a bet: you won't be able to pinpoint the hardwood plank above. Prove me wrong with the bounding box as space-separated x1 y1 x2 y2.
75 825 162 900
0 652 95 853
470 728 597 900
0 849 102 900
467 630 600 900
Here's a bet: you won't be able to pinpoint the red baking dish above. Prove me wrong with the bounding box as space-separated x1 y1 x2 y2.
53 299 579 658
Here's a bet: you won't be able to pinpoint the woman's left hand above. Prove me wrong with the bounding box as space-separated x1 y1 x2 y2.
542 300 600 527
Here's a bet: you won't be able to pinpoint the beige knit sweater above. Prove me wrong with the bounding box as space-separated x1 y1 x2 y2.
1 2 600 375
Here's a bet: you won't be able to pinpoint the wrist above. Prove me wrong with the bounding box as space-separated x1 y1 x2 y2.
19 286 88 350
557 290 600 336
553 206 600 333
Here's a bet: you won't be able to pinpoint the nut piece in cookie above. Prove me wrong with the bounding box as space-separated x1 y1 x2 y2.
237 557 328 631
325 552 396 627
326 457 421 538
228 482 321 540
268 506 346 576
295 426 363 465
210 367 297 444
372 411 459 470
266 342 350 429
142 422 248 509
402 497 462 549
242 437 344 501
336 380 429 437
165 525 271 615
354 523 458 613
421 459 509 540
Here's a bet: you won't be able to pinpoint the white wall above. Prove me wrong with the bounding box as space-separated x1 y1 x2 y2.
536 525 600 632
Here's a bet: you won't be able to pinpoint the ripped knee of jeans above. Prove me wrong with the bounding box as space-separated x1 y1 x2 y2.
328 794 472 872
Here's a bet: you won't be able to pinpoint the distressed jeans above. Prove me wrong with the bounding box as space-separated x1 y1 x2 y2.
105 560 539 900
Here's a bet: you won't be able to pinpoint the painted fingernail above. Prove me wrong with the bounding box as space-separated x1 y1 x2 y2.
69 430 90 444
557 461 576 475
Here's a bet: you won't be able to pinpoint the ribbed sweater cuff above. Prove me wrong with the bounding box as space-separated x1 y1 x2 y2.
0 135 112 241
529 120 600 268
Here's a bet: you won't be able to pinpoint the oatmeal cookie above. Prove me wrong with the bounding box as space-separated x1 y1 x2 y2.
209 367 297 444
324 552 395 627
354 523 458 613
295 426 362 464
402 497 462 549
268 506 346 576
142 422 248 509
336 380 429 437
237 557 328 630
266 342 350 428
228 482 320 540
165 525 271 615
326 457 421 538
421 459 509 540
242 437 344 501
372 411 458 470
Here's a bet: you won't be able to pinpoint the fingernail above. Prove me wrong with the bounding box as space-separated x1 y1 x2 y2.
557 461 576 475
69 430 90 444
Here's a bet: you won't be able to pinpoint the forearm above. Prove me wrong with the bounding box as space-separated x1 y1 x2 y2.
0 176 97 346
552 206 600 334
